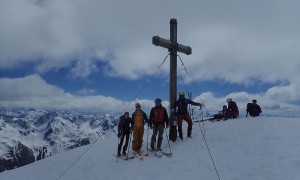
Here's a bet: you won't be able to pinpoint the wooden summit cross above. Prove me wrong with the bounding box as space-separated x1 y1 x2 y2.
152 18 192 141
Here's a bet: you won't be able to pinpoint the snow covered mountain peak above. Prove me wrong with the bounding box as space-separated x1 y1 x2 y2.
0 108 119 172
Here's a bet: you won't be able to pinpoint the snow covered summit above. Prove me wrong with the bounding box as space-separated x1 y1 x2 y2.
1 116 300 180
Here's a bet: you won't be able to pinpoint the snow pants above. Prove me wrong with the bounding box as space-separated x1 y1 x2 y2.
118 132 130 155
132 126 144 151
150 123 165 149
177 114 193 138
225 110 239 119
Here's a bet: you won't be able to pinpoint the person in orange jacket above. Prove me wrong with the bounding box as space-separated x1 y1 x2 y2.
131 102 148 153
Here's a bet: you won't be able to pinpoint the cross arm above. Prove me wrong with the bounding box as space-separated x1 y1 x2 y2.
152 36 192 55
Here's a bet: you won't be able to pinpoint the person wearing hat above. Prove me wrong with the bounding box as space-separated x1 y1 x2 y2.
226 98 239 119
117 112 133 156
173 91 202 139
246 99 262 117
149 98 169 151
131 103 148 153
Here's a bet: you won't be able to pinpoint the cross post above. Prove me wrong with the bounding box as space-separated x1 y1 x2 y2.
152 18 192 141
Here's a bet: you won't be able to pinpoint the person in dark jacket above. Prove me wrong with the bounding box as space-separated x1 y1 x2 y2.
173 91 202 139
117 112 132 156
226 98 239 119
246 99 262 117
149 98 169 151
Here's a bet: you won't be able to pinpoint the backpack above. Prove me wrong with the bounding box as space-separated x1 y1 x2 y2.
152 107 165 123
247 103 254 115
247 103 261 117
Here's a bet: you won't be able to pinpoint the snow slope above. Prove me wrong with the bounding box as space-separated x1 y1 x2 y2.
1 116 300 180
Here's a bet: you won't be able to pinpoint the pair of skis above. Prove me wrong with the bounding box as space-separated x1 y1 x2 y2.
132 150 149 160
114 149 171 162
114 154 134 161
147 148 172 158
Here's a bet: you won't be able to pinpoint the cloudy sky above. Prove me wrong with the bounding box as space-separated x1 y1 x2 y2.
1 0 300 116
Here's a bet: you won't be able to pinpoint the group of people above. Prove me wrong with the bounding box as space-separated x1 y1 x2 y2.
117 91 262 156
212 98 262 121
117 99 167 156
117 91 202 156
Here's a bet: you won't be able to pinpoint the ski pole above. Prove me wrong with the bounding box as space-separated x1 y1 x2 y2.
164 125 172 154
116 136 120 162
153 124 157 156
126 130 133 159
146 123 149 156
199 106 205 137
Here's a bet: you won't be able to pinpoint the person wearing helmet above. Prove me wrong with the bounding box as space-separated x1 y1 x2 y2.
173 91 202 139
132 102 148 153
226 98 239 119
149 98 169 151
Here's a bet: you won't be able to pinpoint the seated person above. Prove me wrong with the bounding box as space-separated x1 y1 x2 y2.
246 99 262 117
226 98 239 119
210 105 229 121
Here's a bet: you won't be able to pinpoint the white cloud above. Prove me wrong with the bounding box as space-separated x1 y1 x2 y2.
1 0 300 84
1 0 300 115
0 75 155 113
77 88 96 96
1 75 300 117
265 83 300 102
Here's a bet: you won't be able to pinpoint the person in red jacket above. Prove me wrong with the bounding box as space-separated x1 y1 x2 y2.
149 98 169 151
226 98 239 119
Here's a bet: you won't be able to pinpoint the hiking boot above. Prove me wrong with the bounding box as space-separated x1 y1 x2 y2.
179 135 183 140
133 149 141 154
157 147 162 151
151 145 155 151
117 152 121 157
187 135 192 138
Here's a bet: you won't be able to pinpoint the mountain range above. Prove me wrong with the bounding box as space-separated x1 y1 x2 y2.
0 108 118 172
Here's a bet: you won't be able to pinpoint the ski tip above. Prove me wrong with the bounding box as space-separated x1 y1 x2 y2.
125 157 134 160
